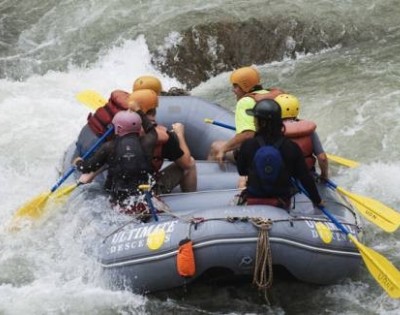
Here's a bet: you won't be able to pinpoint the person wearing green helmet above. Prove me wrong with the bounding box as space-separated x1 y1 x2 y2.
208 66 284 163
235 99 322 208
275 94 329 181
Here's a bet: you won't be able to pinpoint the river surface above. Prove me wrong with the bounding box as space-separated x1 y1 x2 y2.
1 0 399 314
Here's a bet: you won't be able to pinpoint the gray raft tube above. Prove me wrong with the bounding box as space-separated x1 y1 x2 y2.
156 96 235 160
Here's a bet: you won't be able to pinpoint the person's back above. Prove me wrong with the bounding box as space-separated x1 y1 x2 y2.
109 132 152 201
236 99 322 209
75 111 152 210
246 136 290 199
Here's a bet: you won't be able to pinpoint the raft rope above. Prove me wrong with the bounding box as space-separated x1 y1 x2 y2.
250 218 274 304
102 211 151 243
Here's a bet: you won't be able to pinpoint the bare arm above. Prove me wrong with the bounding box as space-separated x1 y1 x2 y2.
211 130 254 163
222 130 255 153
171 123 193 170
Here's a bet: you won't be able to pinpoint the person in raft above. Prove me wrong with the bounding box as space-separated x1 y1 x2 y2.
126 91 197 195
207 66 284 163
275 93 329 181
74 110 153 214
235 99 323 209
76 86 197 195
72 76 165 161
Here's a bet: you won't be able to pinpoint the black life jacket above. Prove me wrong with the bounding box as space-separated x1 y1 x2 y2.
247 136 290 197
109 134 152 196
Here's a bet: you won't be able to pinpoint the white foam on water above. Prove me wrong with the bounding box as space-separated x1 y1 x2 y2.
0 36 175 315
1 25 400 314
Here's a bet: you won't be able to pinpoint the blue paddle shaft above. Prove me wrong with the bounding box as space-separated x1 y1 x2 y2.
210 120 236 131
318 206 349 235
325 178 337 189
145 192 159 221
50 126 114 192
212 121 352 236
294 178 350 235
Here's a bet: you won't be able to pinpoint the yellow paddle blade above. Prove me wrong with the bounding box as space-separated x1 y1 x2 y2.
50 183 78 203
315 222 333 244
76 90 107 111
348 235 400 298
338 187 400 233
326 153 359 168
13 191 51 219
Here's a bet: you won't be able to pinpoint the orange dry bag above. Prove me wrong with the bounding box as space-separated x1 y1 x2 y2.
177 238 196 277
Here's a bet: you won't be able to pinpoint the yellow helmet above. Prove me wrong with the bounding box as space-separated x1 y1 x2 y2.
133 76 163 95
127 89 158 114
230 66 260 92
275 94 300 119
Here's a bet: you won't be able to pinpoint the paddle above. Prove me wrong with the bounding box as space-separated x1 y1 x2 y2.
295 182 400 298
12 126 114 221
204 118 235 131
51 182 83 202
204 118 360 168
76 90 107 111
325 153 359 168
77 94 360 169
324 178 400 233
206 114 400 231
139 184 159 222
320 204 400 298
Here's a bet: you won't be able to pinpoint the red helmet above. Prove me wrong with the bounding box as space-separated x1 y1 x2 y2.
112 111 142 136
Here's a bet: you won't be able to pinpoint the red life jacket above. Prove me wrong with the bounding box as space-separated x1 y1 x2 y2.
283 119 317 170
246 196 291 209
87 90 129 136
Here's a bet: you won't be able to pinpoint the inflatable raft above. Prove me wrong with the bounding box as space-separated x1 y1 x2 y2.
65 96 363 293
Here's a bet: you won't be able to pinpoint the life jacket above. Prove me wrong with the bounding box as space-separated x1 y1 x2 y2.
109 134 152 197
247 136 290 198
283 119 316 170
245 88 284 102
243 194 291 209
151 125 169 172
135 119 169 173
87 90 129 136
